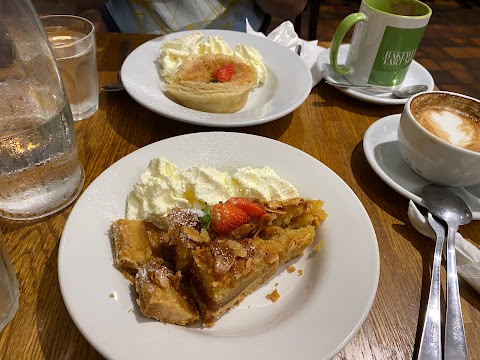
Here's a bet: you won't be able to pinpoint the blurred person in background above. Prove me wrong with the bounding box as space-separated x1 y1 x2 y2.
33 0 307 34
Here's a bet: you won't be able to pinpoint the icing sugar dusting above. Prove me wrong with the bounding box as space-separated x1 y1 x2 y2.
430 110 473 147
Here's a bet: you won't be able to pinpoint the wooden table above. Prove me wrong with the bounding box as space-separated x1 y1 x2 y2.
1 32 479 360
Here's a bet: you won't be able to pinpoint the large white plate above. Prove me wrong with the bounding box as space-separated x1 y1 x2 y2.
59 132 379 360
316 44 435 105
363 114 480 219
121 30 312 127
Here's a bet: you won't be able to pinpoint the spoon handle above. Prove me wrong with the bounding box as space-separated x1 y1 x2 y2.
445 226 468 360
418 213 444 360
324 80 391 93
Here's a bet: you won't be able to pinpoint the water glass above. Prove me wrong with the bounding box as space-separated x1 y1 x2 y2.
0 231 19 332
41 15 99 121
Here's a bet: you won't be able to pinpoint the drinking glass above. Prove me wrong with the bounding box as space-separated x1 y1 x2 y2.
0 0 85 220
41 15 99 121
0 231 19 332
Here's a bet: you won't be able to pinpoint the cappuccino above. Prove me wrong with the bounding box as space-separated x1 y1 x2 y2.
411 93 480 153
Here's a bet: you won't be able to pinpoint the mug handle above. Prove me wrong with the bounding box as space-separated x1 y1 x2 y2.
330 13 366 75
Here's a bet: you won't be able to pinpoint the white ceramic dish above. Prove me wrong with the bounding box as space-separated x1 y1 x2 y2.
121 30 312 127
316 44 435 105
363 114 480 219
59 132 379 360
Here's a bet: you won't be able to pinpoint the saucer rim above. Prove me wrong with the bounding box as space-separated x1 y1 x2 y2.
317 44 435 105
363 113 480 220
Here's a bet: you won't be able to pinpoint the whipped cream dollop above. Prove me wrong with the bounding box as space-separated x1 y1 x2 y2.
126 157 298 220
157 31 267 87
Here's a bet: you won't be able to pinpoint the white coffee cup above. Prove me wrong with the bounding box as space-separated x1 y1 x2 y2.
398 91 480 187
330 0 431 87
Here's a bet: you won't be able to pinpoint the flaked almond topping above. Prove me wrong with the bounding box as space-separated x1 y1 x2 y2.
245 257 253 272
211 242 235 274
284 198 304 207
200 228 211 240
231 260 247 278
266 208 287 214
305 201 312 211
264 200 284 210
153 269 171 288
259 213 276 226
288 242 296 251
181 226 210 243
266 198 305 211
226 240 247 258
265 252 279 264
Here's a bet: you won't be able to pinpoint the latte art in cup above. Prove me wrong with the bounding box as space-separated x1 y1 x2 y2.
411 93 480 153
397 91 480 187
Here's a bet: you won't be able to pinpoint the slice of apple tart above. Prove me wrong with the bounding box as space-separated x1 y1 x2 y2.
110 197 327 327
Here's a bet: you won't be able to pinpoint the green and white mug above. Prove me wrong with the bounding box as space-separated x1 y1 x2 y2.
329 0 431 87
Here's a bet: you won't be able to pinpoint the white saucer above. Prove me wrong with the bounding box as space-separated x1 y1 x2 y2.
363 114 480 219
316 44 435 105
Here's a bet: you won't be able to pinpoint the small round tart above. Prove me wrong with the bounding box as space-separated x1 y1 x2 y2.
165 54 256 113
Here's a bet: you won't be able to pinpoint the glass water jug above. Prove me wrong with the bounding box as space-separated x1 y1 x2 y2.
0 0 85 220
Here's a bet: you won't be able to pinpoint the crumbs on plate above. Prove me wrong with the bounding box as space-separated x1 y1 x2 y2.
313 240 325 252
266 289 281 303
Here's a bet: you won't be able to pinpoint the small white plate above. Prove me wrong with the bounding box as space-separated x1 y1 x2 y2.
363 114 480 219
59 132 379 360
316 44 435 105
121 30 312 127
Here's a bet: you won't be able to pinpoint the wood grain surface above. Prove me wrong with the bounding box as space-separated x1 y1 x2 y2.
0 33 479 360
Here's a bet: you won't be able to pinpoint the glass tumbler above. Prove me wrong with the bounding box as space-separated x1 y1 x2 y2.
0 0 85 220
41 15 99 121
0 231 19 332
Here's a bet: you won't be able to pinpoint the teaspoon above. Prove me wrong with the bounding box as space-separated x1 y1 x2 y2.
101 40 131 92
417 212 444 360
324 81 428 98
422 184 471 360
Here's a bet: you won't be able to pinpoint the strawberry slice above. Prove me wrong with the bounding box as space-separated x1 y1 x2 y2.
226 197 266 218
210 202 249 234
212 64 235 82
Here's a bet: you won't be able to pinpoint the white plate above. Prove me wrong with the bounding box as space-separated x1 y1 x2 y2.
316 44 435 105
59 132 379 360
121 30 312 127
363 114 480 219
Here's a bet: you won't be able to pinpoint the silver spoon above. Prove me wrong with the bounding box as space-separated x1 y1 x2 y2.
101 40 131 92
418 212 444 360
422 184 471 360
324 80 428 98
